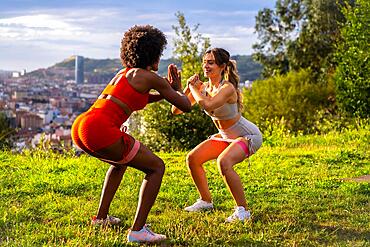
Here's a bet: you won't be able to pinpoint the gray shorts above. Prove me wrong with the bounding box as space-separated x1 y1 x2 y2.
210 117 263 154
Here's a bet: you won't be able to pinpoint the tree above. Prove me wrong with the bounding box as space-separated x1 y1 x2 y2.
253 0 349 79
0 112 15 149
334 0 370 118
172 11 211 81
133 12 215 151
253 0 306 77
291 0 349 76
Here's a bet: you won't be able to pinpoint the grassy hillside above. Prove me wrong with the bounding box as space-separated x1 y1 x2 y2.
0 126 369 246
27 55 262 83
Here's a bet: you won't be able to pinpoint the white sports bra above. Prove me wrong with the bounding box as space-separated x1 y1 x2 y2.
201 81 239 120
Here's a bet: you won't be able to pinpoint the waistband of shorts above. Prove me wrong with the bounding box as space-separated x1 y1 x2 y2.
89 100 129 126
218 117 244 134
91 99 129 116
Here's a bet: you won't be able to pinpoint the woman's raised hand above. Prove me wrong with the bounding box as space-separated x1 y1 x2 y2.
187 74 202 89
167 64 182 91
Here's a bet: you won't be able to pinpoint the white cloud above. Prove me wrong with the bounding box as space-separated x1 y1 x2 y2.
0 14 73 29
0 7 259 71
0 14 87 41
198 24 257 54
233 26 255 35
136 13 174 22
0 11 123 70
191 9 257 17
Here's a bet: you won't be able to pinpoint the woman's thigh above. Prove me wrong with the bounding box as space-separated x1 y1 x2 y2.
218 137 249 166
188 139 229 165
94 134 135 162
96 137 164 174
126 142 165 174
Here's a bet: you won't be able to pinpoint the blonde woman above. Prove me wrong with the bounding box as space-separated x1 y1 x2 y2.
172 48 262 222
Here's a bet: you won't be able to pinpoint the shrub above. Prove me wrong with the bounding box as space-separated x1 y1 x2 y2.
242 69 335 133
0 112 15 150
133 101 216 152
334 0 370 118
261 117 291 147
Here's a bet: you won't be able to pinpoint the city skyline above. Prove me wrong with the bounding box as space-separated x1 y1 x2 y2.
0 0 275 72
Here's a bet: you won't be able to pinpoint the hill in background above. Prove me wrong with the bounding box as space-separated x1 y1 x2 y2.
26 55 262 83
158 55 262 82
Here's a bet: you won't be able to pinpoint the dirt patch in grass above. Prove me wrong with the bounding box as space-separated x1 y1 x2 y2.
341 174 370 183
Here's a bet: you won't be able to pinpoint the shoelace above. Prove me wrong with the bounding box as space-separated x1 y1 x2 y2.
194 200 203 207
231 211 239 219
232 207 245 218
92 216 105 224
143 224 155 236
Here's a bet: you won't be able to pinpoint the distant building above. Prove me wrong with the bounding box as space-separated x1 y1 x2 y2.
12 71 20 78
75 55 84 84
11 69 26 78
20 113 43 129
11 90 28 101
37 110 54 124
15 110 29 127
244 80 253 89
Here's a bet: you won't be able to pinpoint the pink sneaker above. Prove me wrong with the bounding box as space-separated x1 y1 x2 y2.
127 224 166 243
91 215 121 226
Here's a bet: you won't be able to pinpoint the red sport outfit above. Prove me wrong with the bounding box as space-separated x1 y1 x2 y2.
71 68 149 164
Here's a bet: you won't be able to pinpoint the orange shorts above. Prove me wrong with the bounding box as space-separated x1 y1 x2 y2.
71 106 137 163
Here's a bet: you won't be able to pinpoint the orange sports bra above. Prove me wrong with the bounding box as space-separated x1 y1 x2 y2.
96 68 149 112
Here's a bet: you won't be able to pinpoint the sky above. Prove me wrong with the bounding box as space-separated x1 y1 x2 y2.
0 0 275 72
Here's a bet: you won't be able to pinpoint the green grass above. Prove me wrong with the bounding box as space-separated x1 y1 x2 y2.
0 127 369 246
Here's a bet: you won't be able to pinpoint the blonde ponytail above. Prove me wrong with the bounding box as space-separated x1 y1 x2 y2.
224 59 243 111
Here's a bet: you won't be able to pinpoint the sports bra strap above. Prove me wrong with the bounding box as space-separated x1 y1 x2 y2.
101 84 115 95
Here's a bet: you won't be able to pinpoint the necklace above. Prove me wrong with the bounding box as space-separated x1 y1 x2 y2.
214 79 224 92
205 80 223 97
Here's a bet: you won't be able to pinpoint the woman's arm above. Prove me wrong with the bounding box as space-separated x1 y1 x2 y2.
189 82 235 112
171 84 197 114
148 65 182 104
148 71 192 113
171 73 205 114
148 92 164 103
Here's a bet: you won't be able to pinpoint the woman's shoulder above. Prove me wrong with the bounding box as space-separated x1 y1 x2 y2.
125 68 161 92
221 81 236 91
127 68 159 81
219 81 238 101
222 80 233 86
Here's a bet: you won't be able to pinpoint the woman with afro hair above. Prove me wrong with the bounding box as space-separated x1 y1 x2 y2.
71 25 191 243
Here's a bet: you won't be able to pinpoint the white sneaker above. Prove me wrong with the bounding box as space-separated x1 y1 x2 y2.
127 224 166 243
226 206 251 223
91 215 121 226
184 199 214 212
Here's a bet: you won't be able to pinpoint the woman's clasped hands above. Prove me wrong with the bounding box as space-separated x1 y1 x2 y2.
187 74 203 89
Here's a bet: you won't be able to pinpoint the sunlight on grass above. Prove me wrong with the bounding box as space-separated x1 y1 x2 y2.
0 128 369 246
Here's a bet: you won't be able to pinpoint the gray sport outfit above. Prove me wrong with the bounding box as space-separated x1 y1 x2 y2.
202 81 263 154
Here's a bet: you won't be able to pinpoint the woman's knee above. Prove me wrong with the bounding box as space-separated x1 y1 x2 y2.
186 151 199 168
217 157 233 176
110 164 126 172
152 157 165 175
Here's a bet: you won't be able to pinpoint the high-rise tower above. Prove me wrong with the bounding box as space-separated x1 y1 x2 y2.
75 55 84 84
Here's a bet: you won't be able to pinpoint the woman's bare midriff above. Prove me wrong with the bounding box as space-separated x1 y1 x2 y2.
98 94 133 116
213 114 241 130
